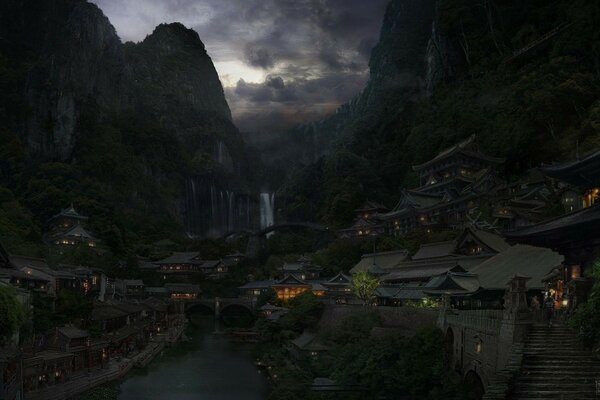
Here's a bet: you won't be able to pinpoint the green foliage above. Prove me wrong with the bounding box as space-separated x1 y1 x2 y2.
351 271 380 305
0 285 25 341
329 327 471 400
569 259 600 346
280 291 324 331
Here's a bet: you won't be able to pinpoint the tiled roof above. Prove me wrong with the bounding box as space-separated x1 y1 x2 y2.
57 326 89 339
350 250 410 274
238 280 276 290
468 245 563 290
411 241 456 260
154 252 202 264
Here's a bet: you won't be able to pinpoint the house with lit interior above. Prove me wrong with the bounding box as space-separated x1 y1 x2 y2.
46 204 99 249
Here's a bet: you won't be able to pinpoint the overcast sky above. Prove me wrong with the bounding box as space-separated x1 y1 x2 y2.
91 0 388 133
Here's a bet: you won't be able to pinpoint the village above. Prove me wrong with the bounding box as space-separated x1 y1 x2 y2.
1 135 600 400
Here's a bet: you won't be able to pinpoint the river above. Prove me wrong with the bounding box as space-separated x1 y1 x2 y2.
115 315 269 400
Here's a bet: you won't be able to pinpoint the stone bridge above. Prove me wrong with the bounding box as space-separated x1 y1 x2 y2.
176 297 256 318
437 276 532 399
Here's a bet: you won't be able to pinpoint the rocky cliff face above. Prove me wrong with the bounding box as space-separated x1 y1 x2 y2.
266 0 446 167
1 0 237 165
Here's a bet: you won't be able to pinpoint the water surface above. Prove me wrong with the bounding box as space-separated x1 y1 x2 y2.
116 316 268 400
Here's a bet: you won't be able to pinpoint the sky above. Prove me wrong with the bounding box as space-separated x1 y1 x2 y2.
91 0 389 133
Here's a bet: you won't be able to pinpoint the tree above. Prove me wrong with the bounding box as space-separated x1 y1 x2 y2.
570 259 600 346
351 271 380 305
0 285 25 343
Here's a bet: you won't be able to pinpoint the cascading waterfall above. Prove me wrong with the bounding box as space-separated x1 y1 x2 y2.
259 192 275 230
183 177 275 238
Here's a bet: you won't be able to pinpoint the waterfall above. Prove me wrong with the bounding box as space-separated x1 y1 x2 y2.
259 193 275 229
183 177 268 238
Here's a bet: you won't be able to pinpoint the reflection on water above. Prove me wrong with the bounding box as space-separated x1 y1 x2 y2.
116 315 268 400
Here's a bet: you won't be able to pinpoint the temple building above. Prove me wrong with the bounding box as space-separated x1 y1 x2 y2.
375 136 507 235
506 149 600 309
238 279 277 301
411 135 505 195
337 201 388 238
154 252 227 280
280 256 323 280
46 204 99 248
322 272 353 304
272 275 325 301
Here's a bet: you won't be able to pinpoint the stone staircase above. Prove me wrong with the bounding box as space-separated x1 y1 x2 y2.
509 324 600 399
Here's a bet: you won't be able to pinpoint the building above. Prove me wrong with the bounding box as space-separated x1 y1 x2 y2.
412 135 505 195
46 204 99 249
506 149 600 310
337 201 389 238
154 253 227 280
322 272 353 303
238 279 277 301
272 275 323 301
426 245 564 309
115 279 145 299
280 256 322 280
45 326 109 372
164 283 201 300
290 331 329 360
22 350 74 392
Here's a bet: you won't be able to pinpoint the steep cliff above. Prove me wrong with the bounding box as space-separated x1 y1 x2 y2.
280 0 600 226
0 0 254 246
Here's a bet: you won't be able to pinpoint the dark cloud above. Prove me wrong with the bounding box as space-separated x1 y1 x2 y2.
244 45 276 69
92 0 389 132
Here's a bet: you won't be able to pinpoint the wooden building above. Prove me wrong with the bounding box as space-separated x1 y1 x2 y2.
272 275 313 301
47 204 99 249
280 256 323 280
506 149 600 310
412 135 505 195
154 253 227 280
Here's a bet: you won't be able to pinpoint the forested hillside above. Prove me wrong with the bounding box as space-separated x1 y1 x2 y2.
281 0 600 227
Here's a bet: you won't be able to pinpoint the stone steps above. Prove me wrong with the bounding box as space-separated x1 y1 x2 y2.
509 325 598 400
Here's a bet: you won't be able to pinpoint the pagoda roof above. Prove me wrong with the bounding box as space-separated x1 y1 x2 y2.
62 225 97 240
273 274 310 287
412 135 505 172
326 272 352 285
541 149 600 188
425 272 481 295
505 203 600 247
456 227 510 254
354 200 389 213
50 204 88 221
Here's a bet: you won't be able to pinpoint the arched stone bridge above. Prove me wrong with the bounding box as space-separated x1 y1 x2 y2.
181 297 255 318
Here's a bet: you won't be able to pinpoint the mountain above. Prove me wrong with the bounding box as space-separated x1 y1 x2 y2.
0 0 256 251
280 0 600 226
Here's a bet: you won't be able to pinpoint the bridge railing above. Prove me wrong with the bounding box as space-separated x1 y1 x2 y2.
446 309 504 334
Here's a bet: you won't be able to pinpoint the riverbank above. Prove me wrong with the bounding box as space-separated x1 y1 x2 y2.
23 318 188 400
115 316 268 400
